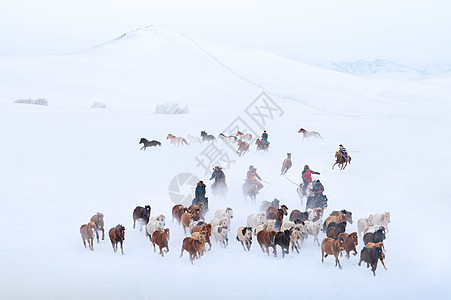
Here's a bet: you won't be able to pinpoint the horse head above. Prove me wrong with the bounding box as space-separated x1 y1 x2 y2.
298 128 305 133
139 138 147 144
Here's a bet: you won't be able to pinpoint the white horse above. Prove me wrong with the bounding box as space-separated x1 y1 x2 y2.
298 128 323 140
236 131 253 141
187 134 202 144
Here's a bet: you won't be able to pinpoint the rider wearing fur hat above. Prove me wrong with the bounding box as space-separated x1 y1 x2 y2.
210 166 226 190
246 165 264 193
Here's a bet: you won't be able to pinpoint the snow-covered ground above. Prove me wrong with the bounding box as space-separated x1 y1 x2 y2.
1 27 450 299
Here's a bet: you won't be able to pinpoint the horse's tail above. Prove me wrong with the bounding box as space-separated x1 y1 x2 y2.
182 138 189 145
318 133 323 140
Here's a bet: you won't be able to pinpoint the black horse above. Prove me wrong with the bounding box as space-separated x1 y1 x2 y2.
139 138 161 150
201 131 216 142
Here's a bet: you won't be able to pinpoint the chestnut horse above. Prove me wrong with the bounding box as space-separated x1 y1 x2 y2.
298 128 323 140
281 153 292 175
109 224 125 255
236 139 249 156
332 151 352 170
166 134 188 146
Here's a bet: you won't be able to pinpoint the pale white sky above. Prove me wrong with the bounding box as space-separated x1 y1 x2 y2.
1 0 450 65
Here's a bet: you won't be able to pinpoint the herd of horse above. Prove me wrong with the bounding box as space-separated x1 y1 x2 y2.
77 123 392 277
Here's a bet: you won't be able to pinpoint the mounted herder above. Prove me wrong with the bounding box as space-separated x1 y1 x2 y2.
306 179 328 213
300 165 320 197
333 144 352 170
243 165 263 202
192 181 209 213
210 166 227 196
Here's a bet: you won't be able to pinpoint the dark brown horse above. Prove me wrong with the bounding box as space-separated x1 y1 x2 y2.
332 151 351 170
139 138 161 150
109 225 125 255
133 205 151 231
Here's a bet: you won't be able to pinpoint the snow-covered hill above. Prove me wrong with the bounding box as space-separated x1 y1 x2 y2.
0 27 450 299
311 58 451 77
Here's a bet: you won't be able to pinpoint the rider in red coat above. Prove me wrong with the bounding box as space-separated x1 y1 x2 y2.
246 165 264 192
301 165 320 194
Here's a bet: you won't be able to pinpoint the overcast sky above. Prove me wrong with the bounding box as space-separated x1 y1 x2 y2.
1 0 450 65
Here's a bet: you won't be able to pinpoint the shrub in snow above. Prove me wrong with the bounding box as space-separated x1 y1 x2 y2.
154 102 189 114
91 102 107 108
14 98 48 106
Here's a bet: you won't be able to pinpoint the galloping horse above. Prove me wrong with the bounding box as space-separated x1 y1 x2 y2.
166 134 188 146
298 128 323 140
281 153 292 175
139 138 161 150
255 139 268 151
332 151 352 170
236 139 249 156
236 131 252 141
201 131 216 142
242 180 258 203
218 133 238 144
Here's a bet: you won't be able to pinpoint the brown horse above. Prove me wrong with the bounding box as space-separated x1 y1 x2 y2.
109 224 125 255
80 222 96 251
281 153 292 175
236 139 249 156
255 139 268 151
90 212 105 243
166 134 188 146
298 128 323 140
332 151 351 170
152 228 170 256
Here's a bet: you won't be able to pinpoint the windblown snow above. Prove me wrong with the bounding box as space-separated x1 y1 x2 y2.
0 26 450 299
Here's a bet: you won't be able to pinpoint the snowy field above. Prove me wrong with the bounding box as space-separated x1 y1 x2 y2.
1 27 450 299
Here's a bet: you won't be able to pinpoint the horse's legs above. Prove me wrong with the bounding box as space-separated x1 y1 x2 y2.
82 238 87 248
120 241 124 255
102 229 105 240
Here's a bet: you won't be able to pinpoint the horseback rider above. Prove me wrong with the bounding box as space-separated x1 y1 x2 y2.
192 181 209 211
261 130 270 148
339 144 348 161
301 165 320 195
210 166 226 190
246 165 264 193
311 179 325 199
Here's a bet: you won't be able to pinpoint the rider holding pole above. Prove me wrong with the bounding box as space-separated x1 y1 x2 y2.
301 165 320 195
246 165 264 193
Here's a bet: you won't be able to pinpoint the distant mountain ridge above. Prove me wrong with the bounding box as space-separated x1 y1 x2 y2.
310 58 451 76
